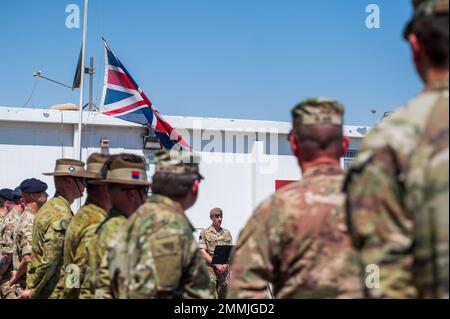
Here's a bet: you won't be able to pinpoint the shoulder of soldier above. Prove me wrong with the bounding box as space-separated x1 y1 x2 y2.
69 204 106 231
36 197 71 218
133 201 192 237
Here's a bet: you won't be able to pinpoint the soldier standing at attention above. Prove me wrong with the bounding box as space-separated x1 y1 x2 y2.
199 208 232 299
21 159 88 299
80 153 149 299
54 153 111 299
228 98 363 299
110 150 212 299
0 188 24 299
9 179 48 298
344 0 449 299
0 189 15 280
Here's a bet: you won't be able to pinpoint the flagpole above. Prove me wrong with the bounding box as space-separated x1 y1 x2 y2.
76 0 89 161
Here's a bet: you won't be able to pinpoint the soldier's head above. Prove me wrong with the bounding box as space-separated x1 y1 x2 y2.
0 188 23 212
43 159 89 204
210 207 223 228
404 0 449 82
289 98 349 170
95 153 150 216
151 150 204 211
0 188 14 211
85 153 112 212
19 178 49 210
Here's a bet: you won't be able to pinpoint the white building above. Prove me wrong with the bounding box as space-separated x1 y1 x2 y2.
0 106 370 240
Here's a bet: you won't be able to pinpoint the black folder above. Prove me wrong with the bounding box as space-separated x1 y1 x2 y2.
211 245 234 265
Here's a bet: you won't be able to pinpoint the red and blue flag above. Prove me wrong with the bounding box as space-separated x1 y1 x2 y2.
100 37 191 151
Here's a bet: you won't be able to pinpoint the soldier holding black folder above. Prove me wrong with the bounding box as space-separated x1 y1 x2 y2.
199 208 233 299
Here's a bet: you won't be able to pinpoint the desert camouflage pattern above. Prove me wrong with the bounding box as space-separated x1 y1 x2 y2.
27 196 73 299
57 200 108 299
0 207 22 297
80 209 126 299
12 207 35 290
0 207 22 256
344 78 449 299
228 164 363 299
199 225 232 299
111 194 212 299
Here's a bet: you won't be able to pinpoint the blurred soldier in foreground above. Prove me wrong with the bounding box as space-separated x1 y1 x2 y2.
0 188 24 299
80 153 149 299
199 208 232 299
228 98 363 299
111 150 212 299
22 159 88 299
9 179 48 298
54 153 111 299
344 0 449 299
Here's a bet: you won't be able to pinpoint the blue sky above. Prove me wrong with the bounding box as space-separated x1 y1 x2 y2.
0 0 421 126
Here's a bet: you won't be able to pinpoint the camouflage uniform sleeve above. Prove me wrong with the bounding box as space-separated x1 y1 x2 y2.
228 198 281 299
198 229 207 251
180 234 213 299
79 236 96 299
344 147 417 298
29 217 69 298
63 223 98 299
19 215 34 256
0 215 16 255
94 231 119 299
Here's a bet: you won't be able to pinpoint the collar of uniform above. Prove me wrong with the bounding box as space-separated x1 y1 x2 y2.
108 208 128 219
425 77 449 92
55 195 71 208
23 206 37 215
84 198 108 217
302 163 343 179
208 225 223 234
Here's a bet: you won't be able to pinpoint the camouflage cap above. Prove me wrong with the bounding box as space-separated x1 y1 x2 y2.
43 159 90 178
93 153 151 186
85 153 110 181
154 150 204 179
291 97 344 126
210 207 223 216
404 0 449 39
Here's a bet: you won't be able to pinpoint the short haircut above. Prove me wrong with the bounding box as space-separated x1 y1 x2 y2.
412 14 449 69
291 121 343 161
151 172 199 199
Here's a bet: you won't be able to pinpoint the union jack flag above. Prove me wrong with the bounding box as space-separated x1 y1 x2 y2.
100 37 191 151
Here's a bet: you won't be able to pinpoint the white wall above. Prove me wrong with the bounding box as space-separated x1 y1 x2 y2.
0 107 369 242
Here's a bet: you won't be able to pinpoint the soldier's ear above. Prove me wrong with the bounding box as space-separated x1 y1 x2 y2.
289 133 299 157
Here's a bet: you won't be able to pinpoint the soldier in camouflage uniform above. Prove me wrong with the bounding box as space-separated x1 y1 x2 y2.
199 208 233 299
0 189 14 281
80 153 149 299
344 0 449 299
110 150 213 299
8 179 48 298
228 98 363 299
51 153 110 299
0 188 24 299
21 159 89 299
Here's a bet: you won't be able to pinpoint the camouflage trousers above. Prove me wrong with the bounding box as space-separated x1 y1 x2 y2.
207 266 229 299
